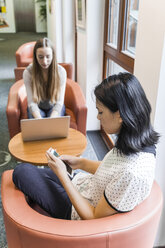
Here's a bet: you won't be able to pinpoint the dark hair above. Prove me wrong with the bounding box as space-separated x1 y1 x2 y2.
94 72 159 155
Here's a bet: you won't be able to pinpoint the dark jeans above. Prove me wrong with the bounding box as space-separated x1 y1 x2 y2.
12 163 72 219
27 105 66 119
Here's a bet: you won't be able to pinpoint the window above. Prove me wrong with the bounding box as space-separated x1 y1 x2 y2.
102 0 139 148
123 0 139 56
107 0 120 48
103 0 139 77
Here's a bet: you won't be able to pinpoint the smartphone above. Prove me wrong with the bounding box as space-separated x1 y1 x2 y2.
49 148 73 175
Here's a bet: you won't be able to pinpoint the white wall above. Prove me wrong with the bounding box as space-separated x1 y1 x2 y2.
62 0 75 68
47 0 75 70
134 0 165 123
0 0 16 33
35 2 47 33
154 35 165 246
134 0 165 246
77 0 105 130
77 29 87 97
47 0 104 130
47 0 63 61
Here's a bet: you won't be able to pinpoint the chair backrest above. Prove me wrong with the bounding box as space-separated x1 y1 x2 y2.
15 41 74 80
1 169 163 248
14 63 74 82
16 41 36 67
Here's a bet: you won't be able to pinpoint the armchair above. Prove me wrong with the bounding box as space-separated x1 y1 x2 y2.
15 41 36 67
6 76 87 138
1 169 163 248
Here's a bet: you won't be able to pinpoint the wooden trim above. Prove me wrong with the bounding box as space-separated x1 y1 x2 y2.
74 0 77 81
75 30 77 81
118 0 126 52
103 0 109 79
104 49 134 73
100 127 114 150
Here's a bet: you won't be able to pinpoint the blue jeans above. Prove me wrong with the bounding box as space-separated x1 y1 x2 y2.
27 105 66 119
12 163 72 219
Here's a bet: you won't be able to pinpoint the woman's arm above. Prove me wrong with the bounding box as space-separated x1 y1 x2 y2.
46 151 117 220
60 175 117 219
23 66 42 119
51 65 67 116
60 155 101 174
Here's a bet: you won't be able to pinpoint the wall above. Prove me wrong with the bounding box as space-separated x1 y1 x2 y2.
47 0 75 69
134 0 165 246
0 0 15 33
35 2 47 33
77 0 105 130
47 0 104 130
77 29 87 97
154 35 165 246
134 0 165 123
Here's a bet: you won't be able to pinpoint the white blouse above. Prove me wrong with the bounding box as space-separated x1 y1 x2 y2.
71 148 156 220
23 64 66 115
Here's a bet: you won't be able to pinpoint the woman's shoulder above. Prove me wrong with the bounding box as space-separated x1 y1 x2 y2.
23 64 33 82
57 64 67 76
57 64 67 83
26 63 33 73
24 63 33 76
102 147 156 169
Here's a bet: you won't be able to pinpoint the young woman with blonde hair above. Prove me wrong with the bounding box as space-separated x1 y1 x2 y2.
23 37 66 119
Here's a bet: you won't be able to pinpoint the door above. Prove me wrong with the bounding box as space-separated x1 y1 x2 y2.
14 0 35 32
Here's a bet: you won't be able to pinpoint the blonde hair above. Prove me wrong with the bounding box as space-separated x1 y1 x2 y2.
32 38 60 103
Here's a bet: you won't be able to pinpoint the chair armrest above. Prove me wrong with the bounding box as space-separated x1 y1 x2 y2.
6 80 24 139
14 67 26 81
65 79 87 135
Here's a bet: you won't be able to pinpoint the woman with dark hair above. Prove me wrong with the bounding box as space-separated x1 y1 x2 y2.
13 72 159 220
23 37 66 119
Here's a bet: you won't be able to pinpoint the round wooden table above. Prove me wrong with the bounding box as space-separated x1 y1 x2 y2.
8 128 87 165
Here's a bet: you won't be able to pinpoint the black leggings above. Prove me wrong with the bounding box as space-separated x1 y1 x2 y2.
12 163 72 219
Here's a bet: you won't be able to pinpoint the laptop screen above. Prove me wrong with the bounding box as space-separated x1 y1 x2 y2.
21 116 70 141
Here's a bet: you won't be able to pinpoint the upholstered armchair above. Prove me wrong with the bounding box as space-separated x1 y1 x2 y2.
15 41 36 67
1 169 163 248
6 63 87 138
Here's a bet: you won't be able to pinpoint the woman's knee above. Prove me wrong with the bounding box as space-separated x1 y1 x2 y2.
12 163 34 186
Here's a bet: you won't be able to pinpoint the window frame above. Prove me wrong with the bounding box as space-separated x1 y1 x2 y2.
103 0 134 79
102 0 135 149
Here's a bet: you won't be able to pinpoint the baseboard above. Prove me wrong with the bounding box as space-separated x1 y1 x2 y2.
154 246 165 248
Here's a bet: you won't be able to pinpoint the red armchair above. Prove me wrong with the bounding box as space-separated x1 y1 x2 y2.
1 169 163 248
15 41 36 67
6 64 87 138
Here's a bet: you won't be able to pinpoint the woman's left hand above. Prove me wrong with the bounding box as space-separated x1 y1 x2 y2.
46 148 67 177
50 110 59 118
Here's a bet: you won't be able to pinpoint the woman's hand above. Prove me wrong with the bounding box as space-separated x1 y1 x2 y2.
60 155 82 170
46 148 68 177
50 110 59 118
